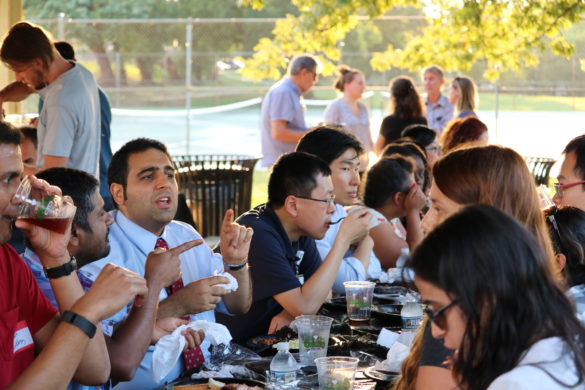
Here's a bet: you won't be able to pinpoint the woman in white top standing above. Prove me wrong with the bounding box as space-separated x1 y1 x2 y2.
324 65 373 171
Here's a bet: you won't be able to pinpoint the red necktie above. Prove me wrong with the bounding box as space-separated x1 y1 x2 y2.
155 237 205 370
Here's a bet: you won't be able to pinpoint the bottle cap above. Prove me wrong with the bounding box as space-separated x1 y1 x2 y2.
276 342 290 352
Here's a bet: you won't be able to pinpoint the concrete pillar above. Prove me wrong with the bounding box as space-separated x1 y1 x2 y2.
0 0 23 116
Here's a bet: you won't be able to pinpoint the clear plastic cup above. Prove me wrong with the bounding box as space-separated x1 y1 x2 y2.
291 315 333 366
343 281 375 323
12 176 76 234
315 356 359 390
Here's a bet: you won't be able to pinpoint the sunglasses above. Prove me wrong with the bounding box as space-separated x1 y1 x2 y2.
554 180 585 198
423 299 459 330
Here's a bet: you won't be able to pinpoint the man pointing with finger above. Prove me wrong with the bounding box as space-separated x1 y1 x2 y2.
79 138 253 389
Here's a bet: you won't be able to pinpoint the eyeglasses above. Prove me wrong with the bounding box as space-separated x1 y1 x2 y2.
294 194 336 208
423 299 459 330
554 180 585 198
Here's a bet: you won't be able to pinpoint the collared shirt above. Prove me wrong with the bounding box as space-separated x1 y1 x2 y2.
21 249 111 390
487 337 583 390
79 210 229 390
424 94 454 134
316 204 382 294
216 204 321 341
260 77 306 167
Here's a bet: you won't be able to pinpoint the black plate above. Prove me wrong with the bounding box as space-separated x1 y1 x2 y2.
363 366 398 383
160 376 266 389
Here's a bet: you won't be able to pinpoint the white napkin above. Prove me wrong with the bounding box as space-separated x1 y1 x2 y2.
374 330 416 373
152 320 232 381
214 270 239 293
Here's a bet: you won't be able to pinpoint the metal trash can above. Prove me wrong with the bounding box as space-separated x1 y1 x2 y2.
525 156 556 186
172 155 259 237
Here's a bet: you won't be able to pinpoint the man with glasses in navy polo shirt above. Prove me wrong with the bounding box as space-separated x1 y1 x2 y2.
217 152 371 341
554 135 585 212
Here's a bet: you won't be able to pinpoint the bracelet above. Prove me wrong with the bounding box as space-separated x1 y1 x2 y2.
224 260 248 271
61 310 97 338
44 256 77 279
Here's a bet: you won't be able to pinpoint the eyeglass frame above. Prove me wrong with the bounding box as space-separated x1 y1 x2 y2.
293 194 336 208
554 180 585 198
423 299 459 330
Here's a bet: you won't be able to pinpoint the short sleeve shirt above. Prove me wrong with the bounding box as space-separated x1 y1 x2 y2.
37 62 100 176
260 78 306 167
216 204 321 341
0 244 57 388
425 94 454 134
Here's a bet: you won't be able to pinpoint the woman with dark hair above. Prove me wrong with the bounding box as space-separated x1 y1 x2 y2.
544 206 585 321
361 155 426 269
409 204 585 389
448 75 478 119
374 76 427 154
324 65 373 169
382 141 429 195
401 124 441 168
393 145 556 390
440 116 488 154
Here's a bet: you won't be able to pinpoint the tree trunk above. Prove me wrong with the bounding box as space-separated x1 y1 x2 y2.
136 57 153 85
88 38 115 86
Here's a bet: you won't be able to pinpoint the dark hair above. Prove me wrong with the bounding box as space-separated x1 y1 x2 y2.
108 138 172 201
400 124 437 149
363 156 413 209
0 121 21 145
563 135 585 182
296 126 363 165
408 204 585 389
288 54 318 76
441 116 487 154
36 167 99 232
268 152 331 208
333 65 361 92
545 206 585 287
0 21 55 67
388 76 424 119
19 126 37 148
54 40 76 61
381 141 429 193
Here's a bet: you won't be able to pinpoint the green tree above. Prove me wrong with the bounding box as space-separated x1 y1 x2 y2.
240 0 585 82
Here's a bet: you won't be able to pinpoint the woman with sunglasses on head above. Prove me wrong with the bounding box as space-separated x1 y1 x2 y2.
544 206 585 323
393 145 556 390
409 204 585 390
360 155 426 269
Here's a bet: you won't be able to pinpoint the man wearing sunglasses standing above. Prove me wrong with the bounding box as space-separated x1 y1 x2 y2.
554 135 585 211
217 152 371 341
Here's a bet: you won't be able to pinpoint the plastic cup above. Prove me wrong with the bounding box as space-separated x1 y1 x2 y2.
292 315 333 366
343 281 375 323
315 356 359 390
12 176 76 234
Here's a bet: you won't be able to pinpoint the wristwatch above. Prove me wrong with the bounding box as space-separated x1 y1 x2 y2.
44 256 77 279
224 259 248 271
61 310 96 338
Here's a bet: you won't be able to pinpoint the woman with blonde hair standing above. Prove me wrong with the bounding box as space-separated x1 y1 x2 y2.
324 65 373 170
448 76 478 119
374 76 427 154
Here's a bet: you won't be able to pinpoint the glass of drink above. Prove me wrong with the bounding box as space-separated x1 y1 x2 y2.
343 281 375 324
315 356 359 390
12 176 76 234
292 315 333 367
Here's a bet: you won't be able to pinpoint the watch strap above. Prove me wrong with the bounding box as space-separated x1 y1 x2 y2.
224 260 248 271
44 256 77 279
61 310 96 338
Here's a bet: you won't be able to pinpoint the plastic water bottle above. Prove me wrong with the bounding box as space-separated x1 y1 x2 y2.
269 342 298 389
401 300 423 330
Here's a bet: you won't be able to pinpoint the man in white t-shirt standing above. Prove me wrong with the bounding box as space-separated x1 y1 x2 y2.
0 21 100 176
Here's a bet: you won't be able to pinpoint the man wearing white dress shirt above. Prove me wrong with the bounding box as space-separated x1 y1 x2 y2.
79 138 253 389
296 127 381 293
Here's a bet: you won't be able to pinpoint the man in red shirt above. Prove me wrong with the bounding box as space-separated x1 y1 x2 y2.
0 120 146 389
